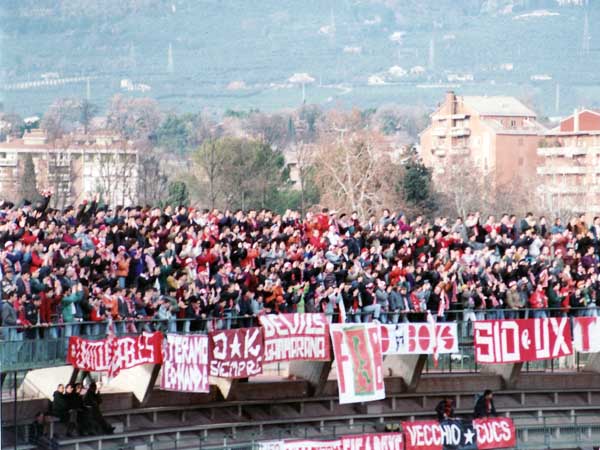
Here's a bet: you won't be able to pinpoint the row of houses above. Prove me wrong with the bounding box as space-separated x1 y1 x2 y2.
0 129 139 207
1 93 598 214
420 91 600 216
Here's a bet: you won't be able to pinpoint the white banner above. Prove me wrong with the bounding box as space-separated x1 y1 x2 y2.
259 313 330 362
284 440 342 450
573 316 600 353
330 323 385 404
258 441 285 450
160 334 210 393
380 323 458 355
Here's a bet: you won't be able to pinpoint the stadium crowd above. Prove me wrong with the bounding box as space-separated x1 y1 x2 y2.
1 193 600 341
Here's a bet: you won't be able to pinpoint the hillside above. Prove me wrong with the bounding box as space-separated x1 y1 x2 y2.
0 0 595 116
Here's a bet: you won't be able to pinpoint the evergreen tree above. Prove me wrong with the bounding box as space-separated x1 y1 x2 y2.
403 160 435 212
166 181 190 206
18 154 40 203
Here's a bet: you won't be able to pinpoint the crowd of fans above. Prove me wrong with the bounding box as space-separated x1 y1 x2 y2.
1 193 600 342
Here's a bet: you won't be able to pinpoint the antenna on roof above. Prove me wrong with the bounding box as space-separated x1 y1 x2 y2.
86 77 91 101
582 12 590 56
428 37 435 71
167 43 174 74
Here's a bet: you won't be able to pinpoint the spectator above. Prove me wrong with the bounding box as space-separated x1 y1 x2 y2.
474 389 497 419
83 382 114 435
435 396 455 421
29 412 59 450
2 193 600 344
51 384 67 423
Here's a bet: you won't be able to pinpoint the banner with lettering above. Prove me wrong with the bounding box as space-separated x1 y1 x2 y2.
473 318 572 364
573 316 600 353
259 434 403 450
259 313 330 363
341 432 403 450
380 323 459 355
257 441 285 450
67 332 163 377
209 327 264 378
473 418 516 450
330 323 385 404
160 334 210 393
283 440 342 450
403 419 476 450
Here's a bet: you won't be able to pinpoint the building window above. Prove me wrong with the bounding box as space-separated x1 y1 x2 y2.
0 152 6 159
518 157 524 166
510 120 517 128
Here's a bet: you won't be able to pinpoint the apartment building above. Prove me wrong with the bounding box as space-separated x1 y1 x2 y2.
537 109 600 216
420 91 545 187
0 129 139 207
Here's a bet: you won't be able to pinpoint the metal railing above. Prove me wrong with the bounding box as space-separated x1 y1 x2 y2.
7 414 600 450
0 307 597 372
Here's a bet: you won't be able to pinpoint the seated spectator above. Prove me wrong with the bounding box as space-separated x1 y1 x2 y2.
29 412 59 450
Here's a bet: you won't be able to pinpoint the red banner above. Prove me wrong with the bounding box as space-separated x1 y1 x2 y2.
330 324 385 404
474 318 572 364
403 418 514 450
67 332 163 377
258 433 403 450
209 327 264 378
341 433 403 450
259 313 330 362
380 323 458 355
283 440 342 450
573 316 600 353
473 418 516 449
403 420 466 450
160 334 210 393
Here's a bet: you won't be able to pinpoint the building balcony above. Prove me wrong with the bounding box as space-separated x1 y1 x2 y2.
432 147 447 157
450 127 471 137
432 127 447 137
537 166 587 175
537 185 600 194
448 147 470 156
537 146 591 157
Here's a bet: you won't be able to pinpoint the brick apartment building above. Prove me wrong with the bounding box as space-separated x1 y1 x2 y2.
0 129 139 207
537 109 600 216
420 91 546 188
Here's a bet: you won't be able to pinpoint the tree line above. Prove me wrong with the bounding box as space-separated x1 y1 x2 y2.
4 94 535 219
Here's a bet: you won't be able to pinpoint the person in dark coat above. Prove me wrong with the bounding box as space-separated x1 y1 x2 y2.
29 412 59 450
435 396 455 421
83 382 114 435
64 383 80 437
474 389 497 418
51 384 67 422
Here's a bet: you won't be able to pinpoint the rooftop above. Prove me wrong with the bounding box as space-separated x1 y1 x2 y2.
463 96 537 117
482 118 546 135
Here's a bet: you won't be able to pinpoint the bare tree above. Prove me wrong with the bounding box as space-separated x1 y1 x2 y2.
312 110 403 218
92 140 139 206
137 152 170 206
106 95 162 140
193 139 226 210
244 112 293 150
288 142 318 215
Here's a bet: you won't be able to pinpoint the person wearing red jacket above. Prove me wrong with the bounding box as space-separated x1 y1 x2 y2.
529 284 548 319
